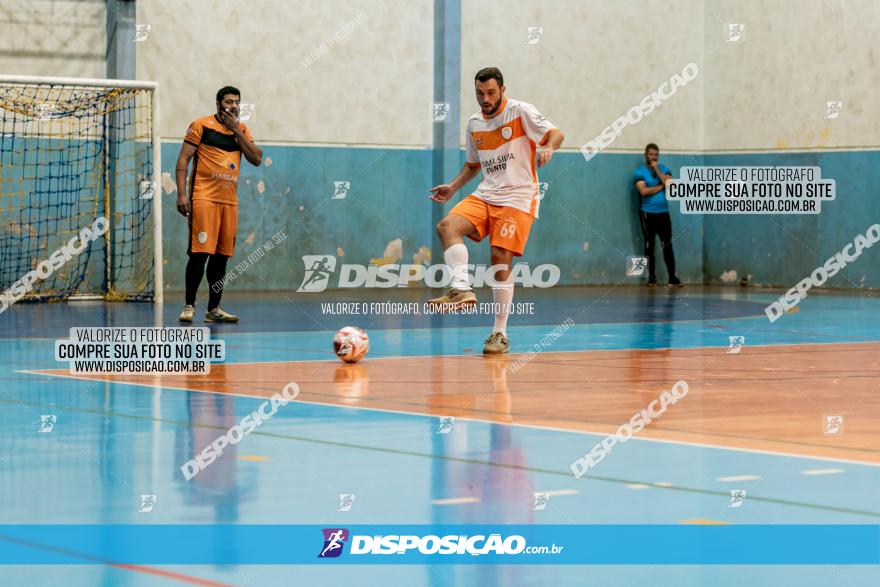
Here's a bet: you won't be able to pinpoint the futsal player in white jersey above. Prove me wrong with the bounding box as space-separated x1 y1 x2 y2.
429 68 565 354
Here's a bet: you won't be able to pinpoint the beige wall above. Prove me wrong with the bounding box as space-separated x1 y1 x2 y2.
704 0 880 150
461 0 705 152
2 1 876 151
137 0 433 146
0 0 106 78
462 0 880 152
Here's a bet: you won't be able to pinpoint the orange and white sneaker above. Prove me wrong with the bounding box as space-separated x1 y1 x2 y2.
427 288 477 312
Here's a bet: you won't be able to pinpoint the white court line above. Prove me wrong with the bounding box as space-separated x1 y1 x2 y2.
654 481 675 487
17 368 880 470
801 468 845 476
626 484 651 490
431 497 480 505
541 489 579 497
717 475 761 482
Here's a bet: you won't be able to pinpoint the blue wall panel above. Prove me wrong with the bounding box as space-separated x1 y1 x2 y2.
160 143 880 291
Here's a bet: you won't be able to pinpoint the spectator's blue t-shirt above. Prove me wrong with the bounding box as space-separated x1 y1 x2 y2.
634 163 672 213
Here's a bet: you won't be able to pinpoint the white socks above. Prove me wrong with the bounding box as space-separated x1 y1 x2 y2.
444 243 471 290
444 243 514 335
492 274 514 335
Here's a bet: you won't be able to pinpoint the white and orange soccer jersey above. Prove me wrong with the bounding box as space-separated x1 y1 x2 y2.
465 97 556 218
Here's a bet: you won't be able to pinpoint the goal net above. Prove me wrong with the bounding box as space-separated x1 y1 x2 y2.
0 75 162 307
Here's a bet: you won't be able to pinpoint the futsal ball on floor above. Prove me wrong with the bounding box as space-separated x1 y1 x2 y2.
333 326 370 363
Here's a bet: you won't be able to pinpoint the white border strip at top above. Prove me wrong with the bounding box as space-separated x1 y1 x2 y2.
0 74 158 90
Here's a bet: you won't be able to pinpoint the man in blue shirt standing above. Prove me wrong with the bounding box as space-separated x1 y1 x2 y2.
633 143 682 287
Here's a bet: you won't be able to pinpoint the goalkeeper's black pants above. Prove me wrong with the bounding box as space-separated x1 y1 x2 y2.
185 253 229 310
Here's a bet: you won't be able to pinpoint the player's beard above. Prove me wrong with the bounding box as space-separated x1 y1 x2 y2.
481 96 503 116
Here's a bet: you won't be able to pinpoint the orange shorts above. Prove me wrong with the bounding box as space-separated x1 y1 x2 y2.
449 195 534 256
189 200 237 256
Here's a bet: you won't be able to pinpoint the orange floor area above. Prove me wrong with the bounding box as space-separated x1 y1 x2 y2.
38 341 880 465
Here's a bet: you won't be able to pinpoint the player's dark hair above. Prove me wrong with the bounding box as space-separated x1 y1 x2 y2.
645 143 659 153
216 86 241 102
475 67 504 87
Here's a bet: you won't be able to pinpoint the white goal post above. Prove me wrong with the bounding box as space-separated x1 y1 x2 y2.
0 74 163 304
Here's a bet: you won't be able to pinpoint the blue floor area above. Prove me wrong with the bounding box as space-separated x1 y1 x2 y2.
0 285 773 338
1 288 879 586
3 287 878 365
2 564 878 587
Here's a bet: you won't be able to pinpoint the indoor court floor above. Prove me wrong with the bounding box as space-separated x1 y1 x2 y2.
1 285 878 586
